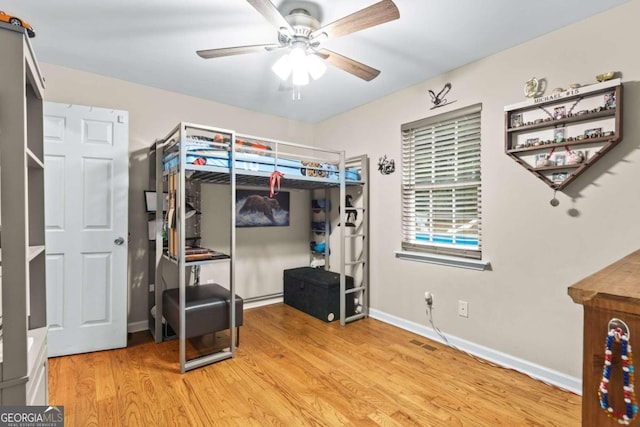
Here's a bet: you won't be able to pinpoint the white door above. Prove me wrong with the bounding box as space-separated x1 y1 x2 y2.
43 102 129 357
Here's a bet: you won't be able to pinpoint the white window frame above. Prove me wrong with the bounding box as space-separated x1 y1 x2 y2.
398 104 483 264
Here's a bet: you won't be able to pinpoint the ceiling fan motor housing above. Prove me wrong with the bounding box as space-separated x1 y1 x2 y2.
285 9 320 38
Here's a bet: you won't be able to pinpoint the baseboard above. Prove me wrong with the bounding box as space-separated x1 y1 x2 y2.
127 320 149 334
369 308 582 395
244 295 283 310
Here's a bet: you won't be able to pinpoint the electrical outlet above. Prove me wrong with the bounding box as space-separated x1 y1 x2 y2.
149 283 155 292
458 300 469 318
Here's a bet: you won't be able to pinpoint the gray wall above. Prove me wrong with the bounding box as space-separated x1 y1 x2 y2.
314 0 640 378
199 184 310 299
38 0 640 381
39 63 314 330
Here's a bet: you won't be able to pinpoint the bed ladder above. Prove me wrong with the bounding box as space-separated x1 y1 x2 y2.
340 155 369 325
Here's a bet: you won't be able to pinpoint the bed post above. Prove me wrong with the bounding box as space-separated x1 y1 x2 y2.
229 131 237 356
154 141 163 343
339 151 346 326
362 155 370 318
178 122 187 373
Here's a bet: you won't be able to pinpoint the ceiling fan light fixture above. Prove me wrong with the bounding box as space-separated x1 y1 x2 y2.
306 53 326 80
198 0 400 86
292 65 310 86
272 47 316 85
274 48 324 86
272 54 292 80
289 45 306 67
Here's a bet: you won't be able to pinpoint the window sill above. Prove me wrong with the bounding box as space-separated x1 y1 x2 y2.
394 250 490 271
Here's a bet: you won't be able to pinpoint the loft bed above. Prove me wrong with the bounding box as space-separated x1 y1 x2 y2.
152 122 369 373
160 124 363 188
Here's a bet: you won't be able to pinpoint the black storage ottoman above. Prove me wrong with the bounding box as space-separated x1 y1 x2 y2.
163 283 243 339
283 267 355 322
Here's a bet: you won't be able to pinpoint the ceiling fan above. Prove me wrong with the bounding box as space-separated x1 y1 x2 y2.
196 0 400 85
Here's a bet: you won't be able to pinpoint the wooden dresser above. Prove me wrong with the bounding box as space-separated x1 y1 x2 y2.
568 250 640 426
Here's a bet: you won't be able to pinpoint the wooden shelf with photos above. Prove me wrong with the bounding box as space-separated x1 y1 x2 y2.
504 78 622 191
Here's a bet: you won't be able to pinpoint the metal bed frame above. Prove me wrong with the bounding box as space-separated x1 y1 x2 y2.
152 122 369 372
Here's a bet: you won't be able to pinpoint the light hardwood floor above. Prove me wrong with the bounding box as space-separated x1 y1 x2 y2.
48 303 581 426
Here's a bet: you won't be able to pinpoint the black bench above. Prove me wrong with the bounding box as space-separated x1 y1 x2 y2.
163 283 243 344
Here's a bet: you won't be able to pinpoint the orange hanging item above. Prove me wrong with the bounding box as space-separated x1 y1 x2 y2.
269 171 284 197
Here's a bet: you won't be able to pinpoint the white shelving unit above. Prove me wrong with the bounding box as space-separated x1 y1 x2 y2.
0 22 48 405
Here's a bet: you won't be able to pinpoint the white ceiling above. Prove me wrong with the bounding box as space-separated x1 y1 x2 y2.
10 0 628 123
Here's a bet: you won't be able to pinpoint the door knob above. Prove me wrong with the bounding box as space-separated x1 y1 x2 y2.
114 237 125 246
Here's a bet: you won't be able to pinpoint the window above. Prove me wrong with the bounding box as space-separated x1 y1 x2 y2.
401 104 482 259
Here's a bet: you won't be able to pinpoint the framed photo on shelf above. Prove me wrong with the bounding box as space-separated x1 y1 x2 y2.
525 137 539 147
552 172 569 182
511 113 523 128
554 154 566 166
584 127 602 138
604 91 616 109
535 153 551 167
553 106 566 120
554 128 566 143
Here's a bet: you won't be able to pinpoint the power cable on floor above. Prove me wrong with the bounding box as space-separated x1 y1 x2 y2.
424 304 577 395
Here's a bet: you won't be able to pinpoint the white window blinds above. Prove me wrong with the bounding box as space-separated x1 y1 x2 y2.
401 104 482 259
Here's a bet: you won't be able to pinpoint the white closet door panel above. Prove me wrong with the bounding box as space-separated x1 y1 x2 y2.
81 252 111 324
82 158 112 230
44 102 128 357
43 115 65 142
44 156 65 231
83 119 113 146
45 254 65 329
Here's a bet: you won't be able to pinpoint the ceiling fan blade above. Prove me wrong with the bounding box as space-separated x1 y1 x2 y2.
317 49 380 81
311 0 399 40
196 44 278 59
246 0 294 35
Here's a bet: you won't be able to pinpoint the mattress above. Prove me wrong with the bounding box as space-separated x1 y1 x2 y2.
163 139 360 181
